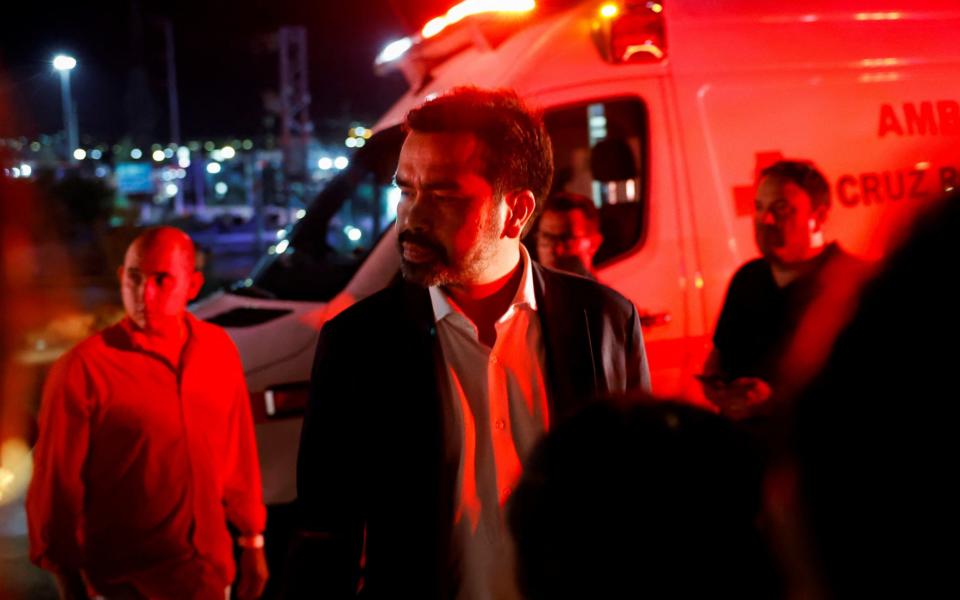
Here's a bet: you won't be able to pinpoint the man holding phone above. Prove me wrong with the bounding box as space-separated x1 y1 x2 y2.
701 161 860 420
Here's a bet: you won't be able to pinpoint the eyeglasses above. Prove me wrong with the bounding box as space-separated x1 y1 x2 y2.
756 201 797 222
536 231 590 250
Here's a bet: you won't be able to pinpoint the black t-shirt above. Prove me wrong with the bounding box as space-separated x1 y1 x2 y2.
713 243 845 383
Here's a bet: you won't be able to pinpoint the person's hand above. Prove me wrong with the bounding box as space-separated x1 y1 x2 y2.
235 547 269 600
703 376 773 420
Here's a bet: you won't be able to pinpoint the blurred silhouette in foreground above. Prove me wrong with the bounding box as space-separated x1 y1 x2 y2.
769 190 960 598
509 399 780 599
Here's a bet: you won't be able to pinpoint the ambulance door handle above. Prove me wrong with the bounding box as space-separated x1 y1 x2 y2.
639 311 671 329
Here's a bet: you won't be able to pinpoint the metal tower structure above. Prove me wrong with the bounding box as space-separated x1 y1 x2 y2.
278 26 312 203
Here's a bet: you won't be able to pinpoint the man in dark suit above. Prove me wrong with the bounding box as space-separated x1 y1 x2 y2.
295 87 650 599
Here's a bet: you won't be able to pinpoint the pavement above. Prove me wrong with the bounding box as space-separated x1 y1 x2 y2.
0 491 58 600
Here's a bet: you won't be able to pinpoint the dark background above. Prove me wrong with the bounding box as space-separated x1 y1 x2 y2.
0 0 451 142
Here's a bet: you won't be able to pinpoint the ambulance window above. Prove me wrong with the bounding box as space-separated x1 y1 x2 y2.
540 98 647 264
244 127 405 301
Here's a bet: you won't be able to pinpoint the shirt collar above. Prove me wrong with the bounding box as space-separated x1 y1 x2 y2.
119 312 197 354
429 244 538 324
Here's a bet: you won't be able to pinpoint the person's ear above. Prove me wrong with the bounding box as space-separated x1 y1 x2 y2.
187 270 205 301
810 205 828 232
588 232 604 257
503 190 536 239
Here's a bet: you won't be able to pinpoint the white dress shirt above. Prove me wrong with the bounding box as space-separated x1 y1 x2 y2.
429 246 550 600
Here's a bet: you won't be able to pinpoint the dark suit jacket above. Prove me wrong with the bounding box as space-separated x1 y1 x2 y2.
294 263 650 598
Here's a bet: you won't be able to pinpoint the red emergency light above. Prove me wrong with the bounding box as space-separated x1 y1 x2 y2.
593 1 667 64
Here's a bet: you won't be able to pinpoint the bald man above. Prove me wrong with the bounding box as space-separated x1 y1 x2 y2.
27 227 268 600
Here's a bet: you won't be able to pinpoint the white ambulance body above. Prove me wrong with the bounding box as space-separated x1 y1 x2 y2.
192 0 960 504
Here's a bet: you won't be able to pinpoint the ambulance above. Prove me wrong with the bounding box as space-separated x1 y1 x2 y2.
192 0 960 504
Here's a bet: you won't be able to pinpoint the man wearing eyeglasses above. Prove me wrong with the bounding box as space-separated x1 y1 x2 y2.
534 192 604 279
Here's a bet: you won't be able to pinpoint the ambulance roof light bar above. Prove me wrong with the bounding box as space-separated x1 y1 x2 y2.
375 0 537 68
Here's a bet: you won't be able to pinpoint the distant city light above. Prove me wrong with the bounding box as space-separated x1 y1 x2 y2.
95 166 109 178
90 148 103 160
73 148 87 160
242 139 253 150
346 227 362 242
175 168 187 179
354 126 367 137
220 146 236 160
275 239 290 254
29 141 41 152
295 209 306 220
276 229 287 240
52 54 77 71
355 138 366 148
203 141 215 152
20 164 32 177
376 37 413 65
164 148 175 158
210 149 223 161
214 182 228 195
10 167 21 178
206 162 222 174
345 137 357 148
599 3 618 18
386 186 402 223
318 157 333 170
177 146 190 168
152 149 166 162
334 156 349 170
131 148 143 159
165 183 179 197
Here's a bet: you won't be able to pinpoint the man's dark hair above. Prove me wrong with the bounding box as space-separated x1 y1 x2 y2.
404 87 554 212
542 192 600 234
760 160 831 211
508 399 777 599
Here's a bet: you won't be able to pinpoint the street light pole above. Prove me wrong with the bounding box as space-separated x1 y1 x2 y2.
161 18 185 215
52 54 79 161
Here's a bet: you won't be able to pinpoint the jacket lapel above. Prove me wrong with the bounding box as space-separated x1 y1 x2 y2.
532 264 600 421
398 281 459 593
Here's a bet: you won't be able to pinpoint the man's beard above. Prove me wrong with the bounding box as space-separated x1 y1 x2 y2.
756 225 787 262
398 218 502 288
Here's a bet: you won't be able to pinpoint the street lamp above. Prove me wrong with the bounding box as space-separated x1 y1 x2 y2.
52 54 79 162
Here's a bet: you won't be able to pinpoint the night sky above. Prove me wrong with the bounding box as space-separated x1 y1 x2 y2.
0 1 448 143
